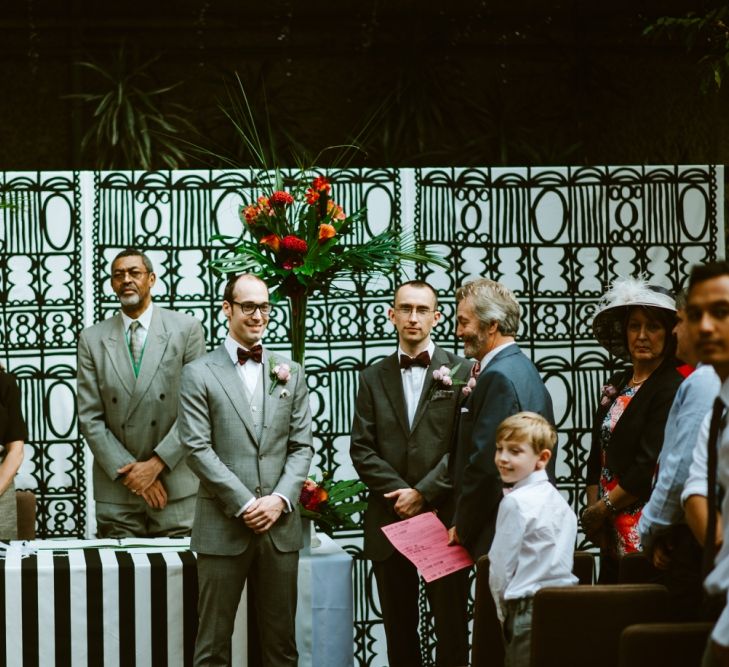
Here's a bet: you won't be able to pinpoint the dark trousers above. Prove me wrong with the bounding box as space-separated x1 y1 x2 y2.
372 550 470 667
664 524 704 622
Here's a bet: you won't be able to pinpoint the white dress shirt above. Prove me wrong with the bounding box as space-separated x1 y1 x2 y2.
691 375 729 646
399 341 435 427
121 302 154 348
478 340 516 375
488 469 578 622
223 335 291 515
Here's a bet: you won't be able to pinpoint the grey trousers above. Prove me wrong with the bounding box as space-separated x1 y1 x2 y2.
503 597 533 667
0 480 17 540
95 494 195 537
194 532 299 667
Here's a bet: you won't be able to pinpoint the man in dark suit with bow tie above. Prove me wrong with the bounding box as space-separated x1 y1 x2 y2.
448 278 554 560
179 273 313 667
350 280 471 667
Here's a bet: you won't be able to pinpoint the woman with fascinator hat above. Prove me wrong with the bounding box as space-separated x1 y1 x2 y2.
582 276 684 583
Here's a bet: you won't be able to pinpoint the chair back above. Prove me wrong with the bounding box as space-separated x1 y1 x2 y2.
572 550 594 585
471 555 505 667
531 584 669 667
16 490 36 540
618 622 713 667
618 552 660 584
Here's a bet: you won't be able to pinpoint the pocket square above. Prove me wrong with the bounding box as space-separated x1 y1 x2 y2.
432 389 454 400
460 407 469 413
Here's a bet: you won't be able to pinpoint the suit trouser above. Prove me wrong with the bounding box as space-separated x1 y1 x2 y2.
95 495 196 537
372 550 470 667
194 533 299 667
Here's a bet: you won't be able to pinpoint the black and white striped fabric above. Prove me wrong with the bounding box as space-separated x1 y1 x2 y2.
0 547 198 667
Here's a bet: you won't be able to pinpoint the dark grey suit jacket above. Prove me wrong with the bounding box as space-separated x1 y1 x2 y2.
450 343 554 559
350 345 471 560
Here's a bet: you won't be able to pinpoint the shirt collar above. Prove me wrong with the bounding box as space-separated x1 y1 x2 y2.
512 468 549 491
398 340 435 363
121 302 153 332
479 340 516 371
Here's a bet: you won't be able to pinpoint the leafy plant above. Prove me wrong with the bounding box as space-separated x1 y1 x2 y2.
644 6 729 92
67 47 194 169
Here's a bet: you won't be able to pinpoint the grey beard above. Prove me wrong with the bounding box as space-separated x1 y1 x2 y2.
119 293 140 307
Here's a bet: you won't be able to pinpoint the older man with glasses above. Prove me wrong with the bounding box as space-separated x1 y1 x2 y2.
77 247 206 537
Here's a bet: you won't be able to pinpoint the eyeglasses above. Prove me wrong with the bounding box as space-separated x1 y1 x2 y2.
230 301 273 316
112 269 149 281
393 306 436 317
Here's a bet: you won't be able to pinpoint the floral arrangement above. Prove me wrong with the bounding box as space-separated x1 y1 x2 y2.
298 473 367 536
269 359 294 396
211 171 446 363
600 384 618 406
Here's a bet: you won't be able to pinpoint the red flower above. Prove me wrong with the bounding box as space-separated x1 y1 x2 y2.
270 190 294 206
305 188 320 205
260 234 281 252
318 223 336 242
299 479 329 512
240 205 259 224
282 258 304 270
312 176 331 193
281 235 308 254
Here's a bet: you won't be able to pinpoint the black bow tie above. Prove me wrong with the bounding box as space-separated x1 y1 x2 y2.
237 345 262 364
399 351 431 370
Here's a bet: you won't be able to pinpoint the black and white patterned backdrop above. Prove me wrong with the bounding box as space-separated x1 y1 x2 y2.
1 166 724 667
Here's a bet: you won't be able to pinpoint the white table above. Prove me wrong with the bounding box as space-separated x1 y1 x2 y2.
0 535 353 667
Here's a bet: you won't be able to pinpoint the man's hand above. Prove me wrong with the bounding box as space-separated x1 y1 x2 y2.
243 495 285 534
140 480 168 509
651 536 672 571
383 488 425 519
118 455 166 494
447 526 461 546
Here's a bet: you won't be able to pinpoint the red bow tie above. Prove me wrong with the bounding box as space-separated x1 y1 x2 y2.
237 345 262 364
399 350 431 370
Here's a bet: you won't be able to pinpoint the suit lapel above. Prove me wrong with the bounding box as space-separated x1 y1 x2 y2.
127 308 170 418
380 354 410 436
260 349 278 448
410 346 447 433
207 345 260 445
101 314 135 396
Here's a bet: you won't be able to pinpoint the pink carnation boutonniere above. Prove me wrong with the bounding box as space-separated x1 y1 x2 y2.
461 377 477 397
600 384 618 406
269 360 296 396
428 363 465 399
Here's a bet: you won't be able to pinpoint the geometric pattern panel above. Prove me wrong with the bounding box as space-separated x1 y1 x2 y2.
2 165 723 667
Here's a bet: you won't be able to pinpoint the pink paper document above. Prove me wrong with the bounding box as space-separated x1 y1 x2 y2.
381 512 474 582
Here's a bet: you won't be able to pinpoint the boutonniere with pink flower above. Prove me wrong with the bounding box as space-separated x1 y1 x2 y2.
461 377 477 397
427 364 465 400
600 384 618 406
269 359 296 396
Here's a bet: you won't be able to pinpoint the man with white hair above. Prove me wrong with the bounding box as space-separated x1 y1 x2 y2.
448 278 555 560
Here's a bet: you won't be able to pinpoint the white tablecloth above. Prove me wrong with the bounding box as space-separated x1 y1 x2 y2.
0 535 353 667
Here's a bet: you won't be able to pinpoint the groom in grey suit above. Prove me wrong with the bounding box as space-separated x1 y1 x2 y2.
179 273 313 667
351 281 470 667
77 248 205 537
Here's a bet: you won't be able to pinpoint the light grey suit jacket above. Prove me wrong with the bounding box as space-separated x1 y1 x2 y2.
77 306 206 503
178 345 314 556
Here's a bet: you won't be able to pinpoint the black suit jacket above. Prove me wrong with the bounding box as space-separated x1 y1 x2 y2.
586 357 683 501
449 344 554 559
350 346 471 560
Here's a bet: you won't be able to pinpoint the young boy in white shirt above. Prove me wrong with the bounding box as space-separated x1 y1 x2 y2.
488 411 578 666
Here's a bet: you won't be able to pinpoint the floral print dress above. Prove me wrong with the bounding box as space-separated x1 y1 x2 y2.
599 384 644 556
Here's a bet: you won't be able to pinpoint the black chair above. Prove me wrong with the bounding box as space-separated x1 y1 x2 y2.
618 622 713 667
471 555 505 667
531 584 670 667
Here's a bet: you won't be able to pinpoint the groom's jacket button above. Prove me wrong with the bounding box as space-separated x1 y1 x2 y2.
259 454 264 460
151 420 157 426
159 394 165 400
255 486 261 495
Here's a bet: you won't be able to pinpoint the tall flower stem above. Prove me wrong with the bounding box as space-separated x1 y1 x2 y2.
289 293 308 366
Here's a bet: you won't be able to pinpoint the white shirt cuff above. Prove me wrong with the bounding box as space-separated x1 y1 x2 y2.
273 492 292 513
235 497 257 517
